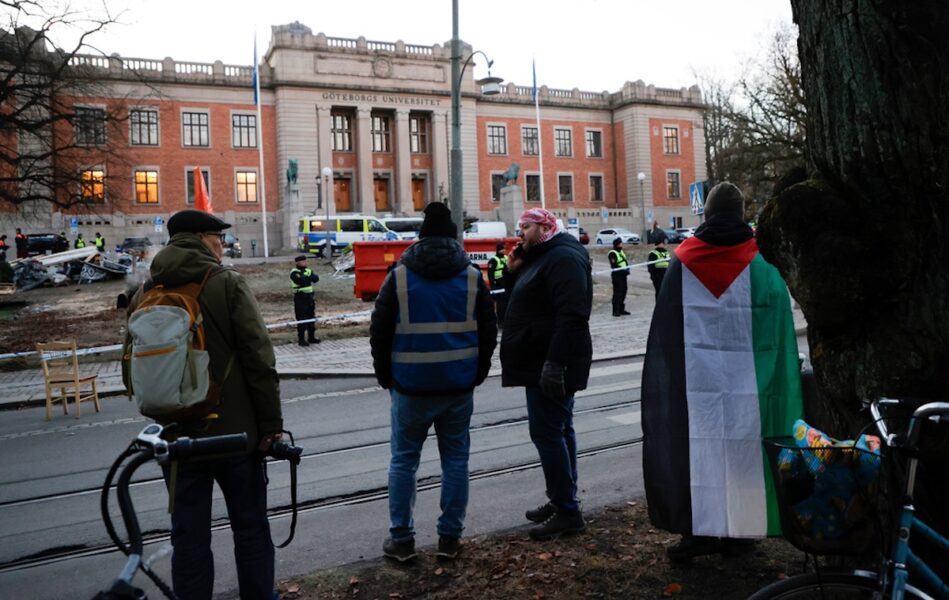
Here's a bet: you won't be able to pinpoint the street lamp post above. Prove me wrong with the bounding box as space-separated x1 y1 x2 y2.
637 172 647 241
450 0 503 240
321 166 333 257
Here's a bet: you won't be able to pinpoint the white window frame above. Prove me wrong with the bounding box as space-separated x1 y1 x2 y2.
180 108 211 148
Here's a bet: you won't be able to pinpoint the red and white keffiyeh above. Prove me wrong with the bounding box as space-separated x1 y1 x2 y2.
518 208 563 244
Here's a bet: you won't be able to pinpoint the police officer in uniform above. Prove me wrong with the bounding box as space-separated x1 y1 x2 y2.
94 232 106 251
647 239 671 298
55 232 69 253
487 242 509 328
608 237 630 316
74 233 86 249
290 254 320 346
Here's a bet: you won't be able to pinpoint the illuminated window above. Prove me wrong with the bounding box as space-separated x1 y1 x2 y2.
135 170 159 204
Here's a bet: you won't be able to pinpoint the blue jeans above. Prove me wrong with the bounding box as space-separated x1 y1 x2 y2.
163 453 274 600
525 386 580 514
388 389 474 542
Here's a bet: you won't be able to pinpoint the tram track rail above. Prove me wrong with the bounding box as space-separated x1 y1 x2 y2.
0 436 643 574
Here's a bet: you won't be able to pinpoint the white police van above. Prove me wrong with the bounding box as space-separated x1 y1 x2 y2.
381 217 424 241
297 215 398 256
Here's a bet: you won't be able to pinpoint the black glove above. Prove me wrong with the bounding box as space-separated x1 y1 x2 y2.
539 361 566 401
311 273 320 284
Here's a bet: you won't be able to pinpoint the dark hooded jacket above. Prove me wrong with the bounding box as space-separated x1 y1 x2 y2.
501 232 592 393
123 233 281 447
370 235 497 395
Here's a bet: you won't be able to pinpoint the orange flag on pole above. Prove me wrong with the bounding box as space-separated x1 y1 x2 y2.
194 169 212 213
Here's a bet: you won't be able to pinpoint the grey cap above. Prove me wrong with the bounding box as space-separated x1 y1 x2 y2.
704 182 744 219
167 210 232 236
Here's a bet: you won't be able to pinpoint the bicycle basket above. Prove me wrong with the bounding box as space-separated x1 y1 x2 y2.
764 436 883 556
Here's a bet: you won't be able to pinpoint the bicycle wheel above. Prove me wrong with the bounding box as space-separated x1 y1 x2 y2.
747 570 906 599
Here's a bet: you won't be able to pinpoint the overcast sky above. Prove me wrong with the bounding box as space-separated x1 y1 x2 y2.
19 0 794 92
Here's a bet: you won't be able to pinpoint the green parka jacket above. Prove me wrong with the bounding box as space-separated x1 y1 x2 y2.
123 233 281 447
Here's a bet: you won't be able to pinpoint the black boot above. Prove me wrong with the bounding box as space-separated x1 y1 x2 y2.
298 339 309 347
666 535 720 562
529 510 585 541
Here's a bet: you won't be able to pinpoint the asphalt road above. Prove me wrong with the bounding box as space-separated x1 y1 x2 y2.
0 357 645 600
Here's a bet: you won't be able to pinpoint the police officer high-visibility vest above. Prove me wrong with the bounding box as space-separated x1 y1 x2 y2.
652 248 670 269
390 264 480 393
94 235 105 250
75 238 86 249
290 267 315 294
490 254 507 281
608 249 628 269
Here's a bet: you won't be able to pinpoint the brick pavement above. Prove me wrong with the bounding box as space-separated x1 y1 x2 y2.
0 268 807 407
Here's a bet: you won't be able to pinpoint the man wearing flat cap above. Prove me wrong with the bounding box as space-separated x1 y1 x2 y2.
641 182 802 561
290 254 320 346
123 208 283 599
371 202 497 562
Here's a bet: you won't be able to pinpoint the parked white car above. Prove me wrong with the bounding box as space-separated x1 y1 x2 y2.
675 227 696 238
595 228 641 245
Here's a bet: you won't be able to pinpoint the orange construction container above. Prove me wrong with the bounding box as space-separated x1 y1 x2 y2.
353 237 520 300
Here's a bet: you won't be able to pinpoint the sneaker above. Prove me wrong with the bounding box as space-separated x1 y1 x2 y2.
298 339 310 347
382 537 417 563
666 535 720 562
529 511 585 541
436 536 461 560
307 337 321 344
525 502 557 524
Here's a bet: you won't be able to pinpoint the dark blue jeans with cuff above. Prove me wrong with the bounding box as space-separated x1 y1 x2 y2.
525 386 580 514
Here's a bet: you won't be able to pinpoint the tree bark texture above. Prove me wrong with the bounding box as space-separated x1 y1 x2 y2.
759 2 949 574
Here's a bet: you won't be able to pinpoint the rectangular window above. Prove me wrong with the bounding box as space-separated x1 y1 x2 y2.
75 107 106 145
331 113 353 151
491 173 505 202
231 114 257 148
409 115 428 153
666 171 681 198
80 169 105 203
371 114 391 152
487 125 507 155
663 126 680 154
554 128 572 157
526 174 541 202
134 170 159 204
585 130 603 158
236 170 258 203
130 109 158 146
522 126 539 156
558 174 573 202
589 175 604 202
182 111 210 147
185 167 210 204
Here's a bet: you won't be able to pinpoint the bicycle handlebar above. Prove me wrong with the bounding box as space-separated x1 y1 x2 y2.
167 434 248 460
870 397 949 449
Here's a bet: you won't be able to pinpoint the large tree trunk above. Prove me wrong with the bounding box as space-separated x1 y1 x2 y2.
758 1 949 575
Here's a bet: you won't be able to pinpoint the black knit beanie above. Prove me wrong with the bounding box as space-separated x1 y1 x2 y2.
418 202 457 239
704 182 744 220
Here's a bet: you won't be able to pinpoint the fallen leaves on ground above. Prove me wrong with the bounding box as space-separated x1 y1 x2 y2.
283 502 804 599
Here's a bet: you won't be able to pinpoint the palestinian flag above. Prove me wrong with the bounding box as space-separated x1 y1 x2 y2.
641 230 803 538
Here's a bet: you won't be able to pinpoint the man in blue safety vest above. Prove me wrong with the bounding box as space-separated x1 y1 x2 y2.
290 254 320 346
608 237 631 316
370 202 497 563
487 242 509 328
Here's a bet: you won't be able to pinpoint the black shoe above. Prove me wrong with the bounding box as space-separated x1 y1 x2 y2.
620 310 631 315
666 535 720 562
298 339 309 347
613 313 622 317
436 536 461 560
525 502 557 524
308 337 321 344
529 511 585 541
382 537 417 563
720 538 757 558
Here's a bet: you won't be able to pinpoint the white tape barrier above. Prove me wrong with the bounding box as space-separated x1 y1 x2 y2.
592 258 665 276
265 309 373 330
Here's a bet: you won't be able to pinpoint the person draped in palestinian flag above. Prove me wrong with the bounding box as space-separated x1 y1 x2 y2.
640 182 803 562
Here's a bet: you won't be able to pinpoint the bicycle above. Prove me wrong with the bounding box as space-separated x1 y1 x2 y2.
93 423 248 600
749 398 949 599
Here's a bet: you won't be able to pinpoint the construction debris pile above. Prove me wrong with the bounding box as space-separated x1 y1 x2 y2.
7 247 139 292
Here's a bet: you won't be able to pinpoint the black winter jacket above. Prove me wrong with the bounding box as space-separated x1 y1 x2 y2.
500 233 592 393
369 236 498 395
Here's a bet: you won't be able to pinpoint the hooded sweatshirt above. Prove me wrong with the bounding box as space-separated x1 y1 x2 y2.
123 233 281 447
370 236 497 395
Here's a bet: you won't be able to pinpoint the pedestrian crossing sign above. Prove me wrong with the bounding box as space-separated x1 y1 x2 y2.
689 182 704 215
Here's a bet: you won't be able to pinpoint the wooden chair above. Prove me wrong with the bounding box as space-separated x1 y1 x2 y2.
36 340 101 420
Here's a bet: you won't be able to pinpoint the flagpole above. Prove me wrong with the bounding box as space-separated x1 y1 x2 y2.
254 32 270 258
532 59 546 208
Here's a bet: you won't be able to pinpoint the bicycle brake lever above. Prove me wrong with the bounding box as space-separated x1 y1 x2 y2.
135 424 170 462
